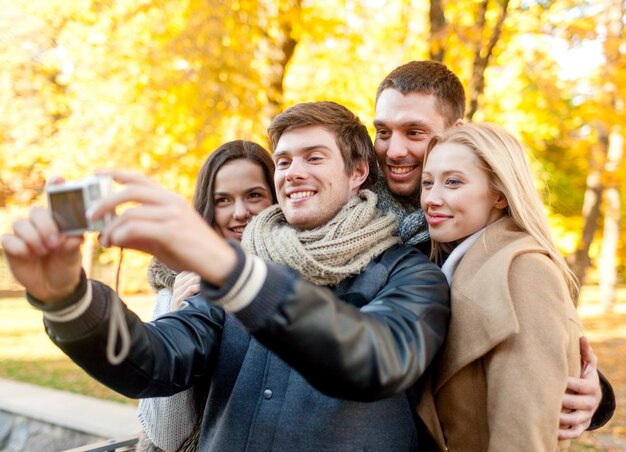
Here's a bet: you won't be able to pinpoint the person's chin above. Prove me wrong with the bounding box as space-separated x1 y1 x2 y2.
430 231 460 244
387 181 419 199
287 210 325 230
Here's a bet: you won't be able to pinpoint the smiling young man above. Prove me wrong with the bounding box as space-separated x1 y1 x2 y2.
372 60 615 438
2 101 450 450
371 61 465 253
271 125 363 230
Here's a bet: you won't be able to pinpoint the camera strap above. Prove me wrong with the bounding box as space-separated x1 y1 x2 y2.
106 248 131 365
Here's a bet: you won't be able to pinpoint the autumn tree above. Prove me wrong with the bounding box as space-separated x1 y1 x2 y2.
0 2 70 206
595 0 624 310
561 0 626 307
1 0 624 293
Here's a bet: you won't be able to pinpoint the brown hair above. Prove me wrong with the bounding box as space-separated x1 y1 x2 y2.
193 140 277 227
376 60 466 126
267 101 378 188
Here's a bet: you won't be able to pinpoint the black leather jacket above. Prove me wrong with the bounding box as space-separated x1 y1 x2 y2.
39 244 449 451
41 244 449 400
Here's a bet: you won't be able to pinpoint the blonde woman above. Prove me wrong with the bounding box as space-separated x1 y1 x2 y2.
417 122 582 451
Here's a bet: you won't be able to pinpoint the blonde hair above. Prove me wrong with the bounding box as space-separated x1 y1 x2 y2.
425 122 579 301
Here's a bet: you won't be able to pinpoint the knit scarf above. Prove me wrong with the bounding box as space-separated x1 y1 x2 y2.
372 177 430 246
241 189 399 286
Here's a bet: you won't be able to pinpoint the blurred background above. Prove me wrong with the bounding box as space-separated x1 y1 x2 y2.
0 0 624 448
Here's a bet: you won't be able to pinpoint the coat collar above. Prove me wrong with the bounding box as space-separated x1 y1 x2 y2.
433 217 546 392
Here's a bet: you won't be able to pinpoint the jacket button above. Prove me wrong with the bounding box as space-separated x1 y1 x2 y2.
263 389 273 399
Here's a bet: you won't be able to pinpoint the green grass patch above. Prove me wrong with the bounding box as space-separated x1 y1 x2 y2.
0 357 134 405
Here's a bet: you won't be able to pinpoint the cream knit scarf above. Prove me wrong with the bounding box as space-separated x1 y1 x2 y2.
241 189 400 286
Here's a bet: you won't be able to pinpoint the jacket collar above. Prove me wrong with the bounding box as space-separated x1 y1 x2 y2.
440 226 485 284
434 217 546 392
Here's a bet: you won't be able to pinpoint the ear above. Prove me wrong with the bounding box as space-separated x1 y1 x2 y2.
453 118 464 128
494 192 508 209
349 160 369 193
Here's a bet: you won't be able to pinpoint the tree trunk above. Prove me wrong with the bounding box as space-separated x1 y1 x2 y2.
466 0 510 121
568 127 608 283
429 0 447 62
599 127 623 312
264 0 301 129
598 0 624 308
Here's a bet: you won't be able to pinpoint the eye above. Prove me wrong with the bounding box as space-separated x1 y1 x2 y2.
421 179 433 189
407 129 428 139
375 129 390 139
215 197 230 206
248 191 266 200
446 178 462 186
275 158 290 168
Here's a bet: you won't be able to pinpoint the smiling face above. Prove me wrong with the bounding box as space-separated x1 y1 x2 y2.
374 89 449 201
420 142 507 246
273 125 368 230
213 159 274 241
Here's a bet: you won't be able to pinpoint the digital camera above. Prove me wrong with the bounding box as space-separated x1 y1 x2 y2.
46 176 115 235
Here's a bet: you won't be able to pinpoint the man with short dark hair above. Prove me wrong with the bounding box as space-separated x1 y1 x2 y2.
2 101 450 450
371 60 466 254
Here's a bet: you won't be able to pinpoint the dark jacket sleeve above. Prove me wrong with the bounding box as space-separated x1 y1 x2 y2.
589 370 616 430
218 245 450 401
38 278 225 399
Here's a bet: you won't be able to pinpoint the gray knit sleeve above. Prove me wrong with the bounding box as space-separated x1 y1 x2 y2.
136 288 199 451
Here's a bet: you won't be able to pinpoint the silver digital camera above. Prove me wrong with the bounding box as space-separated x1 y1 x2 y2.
46 176 115 235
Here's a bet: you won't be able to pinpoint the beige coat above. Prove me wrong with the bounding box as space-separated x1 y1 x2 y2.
417 218 581 451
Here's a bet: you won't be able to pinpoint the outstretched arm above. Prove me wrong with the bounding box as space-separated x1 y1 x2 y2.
0 173 232 398
3 171 235 299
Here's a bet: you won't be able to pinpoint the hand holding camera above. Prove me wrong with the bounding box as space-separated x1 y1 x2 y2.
0 175 114 303
2 170 237 303
1 205 84 304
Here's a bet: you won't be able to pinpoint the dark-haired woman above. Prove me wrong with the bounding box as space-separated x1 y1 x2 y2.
138 140 276 452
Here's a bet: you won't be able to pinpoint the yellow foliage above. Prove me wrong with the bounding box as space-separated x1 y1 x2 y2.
0 0 624 283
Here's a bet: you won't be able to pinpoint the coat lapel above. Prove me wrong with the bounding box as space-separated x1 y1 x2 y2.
433 218 545 393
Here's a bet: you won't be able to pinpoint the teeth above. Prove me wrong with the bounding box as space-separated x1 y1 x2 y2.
390 166 415 175
231 227 245 233
289 191 315 199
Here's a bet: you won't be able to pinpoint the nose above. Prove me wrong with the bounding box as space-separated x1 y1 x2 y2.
421 183 443 208
232 199 251 221
386 134 408 161
285 158 306 181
